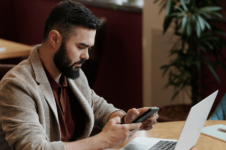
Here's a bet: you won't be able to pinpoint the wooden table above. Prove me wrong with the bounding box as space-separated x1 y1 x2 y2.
116 121 226 150
0 39 33 59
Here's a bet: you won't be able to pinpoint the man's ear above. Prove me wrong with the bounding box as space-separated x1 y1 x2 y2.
48 30 62 49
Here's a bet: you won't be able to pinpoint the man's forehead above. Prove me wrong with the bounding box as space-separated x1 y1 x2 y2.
71 26 96 36
69 27 96 45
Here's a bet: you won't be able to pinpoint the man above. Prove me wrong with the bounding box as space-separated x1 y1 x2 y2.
0 1 158 150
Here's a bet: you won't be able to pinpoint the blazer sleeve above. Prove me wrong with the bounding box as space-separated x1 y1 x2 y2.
0 78 65 150
91 89 124 129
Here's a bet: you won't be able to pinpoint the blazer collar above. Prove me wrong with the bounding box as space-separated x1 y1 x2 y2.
28 45 59 124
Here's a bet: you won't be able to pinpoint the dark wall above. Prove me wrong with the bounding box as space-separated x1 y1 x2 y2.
87 6 142 111
0 0 16 41
0 0 143 111
201 23 226 109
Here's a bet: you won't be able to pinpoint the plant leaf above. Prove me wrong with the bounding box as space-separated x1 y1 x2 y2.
180 0 188 12
197 16 205 31
196 19 201 37
213 31 226 37
191 15 196 28
198 6 221 12
166 0 172 16
200 12 211 19
181 16 187 34
163 16 174 33
168 12 184 17
206 63 220 83
175 5 184 12
201 37 219 41
204 21 211 30
186 17 191 36
171 90 180 100
202 41 213 49
209 12 222 18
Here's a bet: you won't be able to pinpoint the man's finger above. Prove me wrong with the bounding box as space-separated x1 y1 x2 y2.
137 107 149 114
128 127 140 139
143 117 156 123
125 108 140 124
145 116 157 122
126 123 142 131
144 113 158 122
110 116 121 124
129 127 140 133
155 113 159 118
127 108 140 117
142 125 153 130
137 107 157 114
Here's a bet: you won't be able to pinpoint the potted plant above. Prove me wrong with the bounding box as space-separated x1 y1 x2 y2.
154 0 226 121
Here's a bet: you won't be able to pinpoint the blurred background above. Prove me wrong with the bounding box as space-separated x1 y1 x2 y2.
0 0 226 122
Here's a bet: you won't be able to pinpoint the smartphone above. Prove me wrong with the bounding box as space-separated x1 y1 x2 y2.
131 107 159 123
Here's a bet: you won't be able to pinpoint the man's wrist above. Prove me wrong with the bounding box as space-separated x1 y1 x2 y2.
96 132 111 149
108 110 126 122
64 133 108 150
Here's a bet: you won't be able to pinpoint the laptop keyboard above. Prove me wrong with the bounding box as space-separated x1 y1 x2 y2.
148 140 177 150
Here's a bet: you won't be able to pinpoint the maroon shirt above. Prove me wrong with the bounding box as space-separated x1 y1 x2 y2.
44 67 85 141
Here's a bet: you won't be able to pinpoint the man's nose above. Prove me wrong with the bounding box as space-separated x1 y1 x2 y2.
81 49 89 60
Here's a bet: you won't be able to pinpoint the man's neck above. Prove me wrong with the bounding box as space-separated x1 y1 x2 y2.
38 44 62 84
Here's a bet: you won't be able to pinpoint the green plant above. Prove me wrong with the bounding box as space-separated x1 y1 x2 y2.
154 0 226 105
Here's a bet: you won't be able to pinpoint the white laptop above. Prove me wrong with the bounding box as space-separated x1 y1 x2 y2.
120 90 218 150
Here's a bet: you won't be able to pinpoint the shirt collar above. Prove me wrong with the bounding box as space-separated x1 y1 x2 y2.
42 62 68 90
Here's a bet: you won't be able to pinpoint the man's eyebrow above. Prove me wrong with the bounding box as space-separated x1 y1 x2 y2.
78 43 93 47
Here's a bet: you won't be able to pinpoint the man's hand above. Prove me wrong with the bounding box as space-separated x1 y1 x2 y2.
124 107 159 130
99 116 142 148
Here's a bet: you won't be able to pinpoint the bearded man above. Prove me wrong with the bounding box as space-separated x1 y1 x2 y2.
0 1 158 150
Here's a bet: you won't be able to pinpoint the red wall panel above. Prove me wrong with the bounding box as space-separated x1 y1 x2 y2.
0 0 143 111
0 0 16 41
87 6 142 111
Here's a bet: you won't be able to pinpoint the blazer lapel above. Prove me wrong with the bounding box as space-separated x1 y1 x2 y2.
38 83 59 124
67 79 94 138
28 45 59 125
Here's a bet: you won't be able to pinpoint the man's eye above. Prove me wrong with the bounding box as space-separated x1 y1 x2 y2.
78 46 85 50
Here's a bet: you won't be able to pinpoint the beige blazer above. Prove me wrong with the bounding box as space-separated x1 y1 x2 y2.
0 45 120 150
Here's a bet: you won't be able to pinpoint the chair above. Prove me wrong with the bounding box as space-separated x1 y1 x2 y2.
209 93 226 120
0 64 15 81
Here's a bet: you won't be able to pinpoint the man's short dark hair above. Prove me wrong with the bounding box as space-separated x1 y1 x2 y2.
43 0 101 42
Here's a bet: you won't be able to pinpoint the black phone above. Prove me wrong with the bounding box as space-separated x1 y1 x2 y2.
131 107 159 123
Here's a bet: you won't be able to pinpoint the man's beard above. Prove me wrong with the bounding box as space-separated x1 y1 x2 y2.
53 41 85 79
